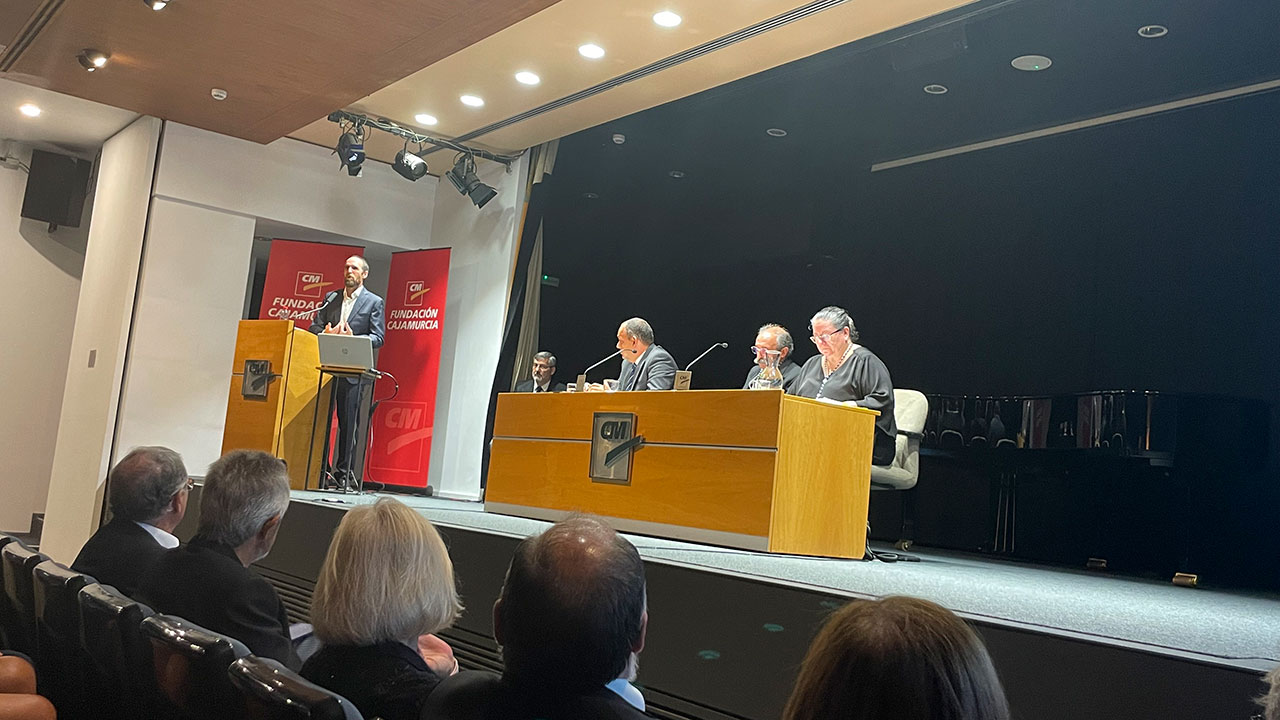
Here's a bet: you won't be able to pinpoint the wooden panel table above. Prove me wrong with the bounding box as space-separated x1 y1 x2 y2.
486 389 878 558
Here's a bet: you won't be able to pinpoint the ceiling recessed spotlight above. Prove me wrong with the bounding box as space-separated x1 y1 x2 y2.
460 94 485 107
668 170 686 179
18 103 41 118
653 10 682 27
145 0 170 9
765 128 788 137
1138 25 1168 38
210 88 228 101
76 49 109 72
414 113 438 126
578 43 605 59
1011 54 1052 71
514 71 541 86
923 84 948 95
583 192 599 199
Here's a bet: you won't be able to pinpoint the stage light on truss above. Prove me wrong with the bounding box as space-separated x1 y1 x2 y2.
445 153 497 208
335 131 365 177
393 143 429 181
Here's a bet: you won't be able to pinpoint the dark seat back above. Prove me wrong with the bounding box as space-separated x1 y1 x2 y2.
140 614 250 720
79 583 155 720
228 655 364 720
0 534 14 647
1 539 49 654
32 561 94 719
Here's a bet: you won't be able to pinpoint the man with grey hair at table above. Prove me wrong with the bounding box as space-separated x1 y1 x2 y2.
613 317 676 391
137 449 300 669
743 323 804 393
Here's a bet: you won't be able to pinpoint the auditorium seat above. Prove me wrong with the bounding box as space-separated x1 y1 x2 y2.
32 560 94 720
79 583 156 720
140 614 251 720
871 389 929 548
0 539 49 655
227 655 364 720
0 534 14 647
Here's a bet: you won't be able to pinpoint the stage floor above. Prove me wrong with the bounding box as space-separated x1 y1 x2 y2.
292 489 1280 671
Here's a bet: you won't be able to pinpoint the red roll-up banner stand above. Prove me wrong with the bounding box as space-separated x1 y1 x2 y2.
367 248 451 490
257 239 364 328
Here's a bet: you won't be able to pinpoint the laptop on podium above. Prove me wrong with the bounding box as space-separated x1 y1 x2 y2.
317 334 375 372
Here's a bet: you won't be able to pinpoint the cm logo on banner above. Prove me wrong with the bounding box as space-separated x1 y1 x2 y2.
371 400 432 474
405 280 430 307
295 272 329 298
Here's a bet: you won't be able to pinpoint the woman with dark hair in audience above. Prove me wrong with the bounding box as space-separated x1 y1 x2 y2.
783 596 1010 720
301 498 462 720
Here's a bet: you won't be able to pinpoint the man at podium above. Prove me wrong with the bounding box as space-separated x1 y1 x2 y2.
308 255 385 487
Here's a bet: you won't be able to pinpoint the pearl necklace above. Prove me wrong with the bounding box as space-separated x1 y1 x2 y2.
822 343 855 378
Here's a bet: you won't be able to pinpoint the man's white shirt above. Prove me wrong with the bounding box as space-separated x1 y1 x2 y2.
340 285 364 325
135 521 179 549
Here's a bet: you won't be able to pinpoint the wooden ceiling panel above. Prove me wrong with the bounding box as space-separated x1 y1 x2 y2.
1 0 560 143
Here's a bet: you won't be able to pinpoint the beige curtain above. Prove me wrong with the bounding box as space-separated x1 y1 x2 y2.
509 139 558 390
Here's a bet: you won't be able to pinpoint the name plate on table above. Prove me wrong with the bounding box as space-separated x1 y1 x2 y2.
590 412 644 484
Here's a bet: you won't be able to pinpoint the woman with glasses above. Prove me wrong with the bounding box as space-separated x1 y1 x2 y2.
791 306 897 466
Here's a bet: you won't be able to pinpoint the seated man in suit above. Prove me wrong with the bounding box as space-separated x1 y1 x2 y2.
515 351 565 393
424 515 649 720
136 450 300 669
743 324 804 392
72 446 190 598
610 317 676 391
308 255 385 488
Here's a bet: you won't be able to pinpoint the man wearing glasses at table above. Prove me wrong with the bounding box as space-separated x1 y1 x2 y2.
743 324 804 393
790 306 897 466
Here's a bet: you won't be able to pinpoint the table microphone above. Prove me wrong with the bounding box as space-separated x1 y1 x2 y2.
576 350 622 392
675 342 727 391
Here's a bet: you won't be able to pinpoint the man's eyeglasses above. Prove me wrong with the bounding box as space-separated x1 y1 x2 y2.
810 328 848 344
750 346 781 357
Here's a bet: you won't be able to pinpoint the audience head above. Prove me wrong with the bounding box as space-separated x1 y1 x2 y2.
1260 666 1280 720
107 446 190 532
783 596 1010 720
531 351 557 385
495 515 647 693
617 318 655 362
311 498 462 646
196 450 291 565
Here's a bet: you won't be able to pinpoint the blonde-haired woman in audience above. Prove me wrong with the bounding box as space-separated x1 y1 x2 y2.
1259 666 1280 720
783 596 1010 720
301 497 462 720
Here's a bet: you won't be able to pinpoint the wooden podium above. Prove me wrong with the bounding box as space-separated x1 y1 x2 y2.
486 389 879 559
221 320 330 490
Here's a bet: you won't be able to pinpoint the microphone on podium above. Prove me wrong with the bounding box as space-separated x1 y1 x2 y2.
575 350 623 392
674 342 728 391
298 290 341 318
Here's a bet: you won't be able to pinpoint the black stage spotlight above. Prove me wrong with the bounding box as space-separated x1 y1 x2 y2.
445 153 497 208
336 131 365 177
393 143 429 181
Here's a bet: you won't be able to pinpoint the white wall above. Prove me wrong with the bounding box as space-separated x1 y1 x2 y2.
0 146 86 533
114 199 255 475
155 123 434 248
41 116 161 562
428 156 529 499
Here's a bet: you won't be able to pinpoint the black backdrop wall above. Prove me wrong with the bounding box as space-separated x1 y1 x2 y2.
538 90 1280 473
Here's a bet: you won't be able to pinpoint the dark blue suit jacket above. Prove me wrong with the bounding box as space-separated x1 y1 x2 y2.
308 287 385 349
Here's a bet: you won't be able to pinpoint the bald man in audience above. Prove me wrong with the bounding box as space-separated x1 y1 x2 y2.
72 446 191 598
424 515 649 720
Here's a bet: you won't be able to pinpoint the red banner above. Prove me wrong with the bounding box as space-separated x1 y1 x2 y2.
258 239 364 328
367 248 451 489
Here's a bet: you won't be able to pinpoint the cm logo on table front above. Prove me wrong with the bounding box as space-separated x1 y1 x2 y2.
590 412 644 484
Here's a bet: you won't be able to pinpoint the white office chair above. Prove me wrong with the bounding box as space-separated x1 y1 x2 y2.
870 389 929 550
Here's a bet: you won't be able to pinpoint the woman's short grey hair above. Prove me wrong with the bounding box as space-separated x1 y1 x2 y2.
107 447 188 523
197 450 291 547
758 324 794 354
620 318 654 345
532 351 557 367
810 306 860 343
1260 665 1280 720
311 498 462 645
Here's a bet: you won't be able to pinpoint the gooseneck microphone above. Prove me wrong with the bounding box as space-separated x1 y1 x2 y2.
299 290 341 318
675 342 728 391
576 350 623 392
685 342 729 371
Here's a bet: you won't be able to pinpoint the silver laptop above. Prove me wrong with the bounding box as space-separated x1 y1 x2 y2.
317 334 375 372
